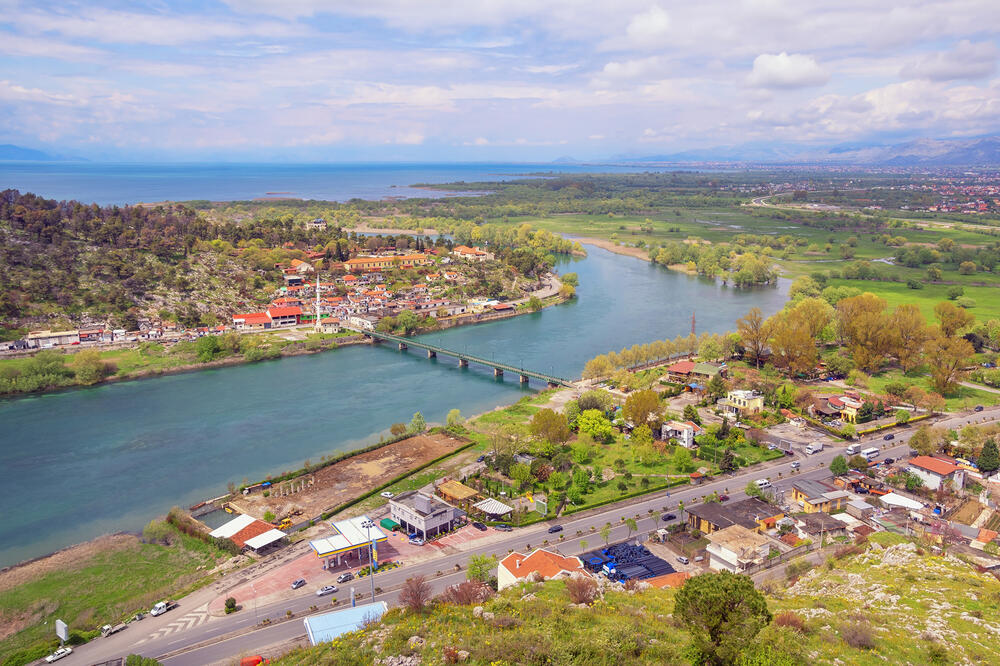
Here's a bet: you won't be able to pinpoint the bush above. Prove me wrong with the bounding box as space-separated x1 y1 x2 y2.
399 575 432 613
773 611 806 633
440 580 494 605
565 575 598 605
224 597 237 614
841 617 876 650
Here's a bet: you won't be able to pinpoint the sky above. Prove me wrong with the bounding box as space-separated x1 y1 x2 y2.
1 0 998 161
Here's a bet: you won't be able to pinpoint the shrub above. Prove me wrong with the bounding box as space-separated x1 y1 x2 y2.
224 597 237 614
565 575 598 605
399 575 433 613
773 611 806 633
927 641 949 665
841 617 876 649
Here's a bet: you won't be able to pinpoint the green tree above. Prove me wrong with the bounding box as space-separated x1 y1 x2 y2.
707 374 727 401
409 412 426 433
745 481 764 499
577 409 615 443
623 389 662 427
674 571 771 666
390 423 407 437
625 517 638 539
467 553 497 582
125 656 163 666
71 349 112 385
895 409 911 424
526 295 543 311
578 389 614 413
195 335 223 363
446 409 463 428
673 447 694 473
848 455 869 471
561 272 579 286
977 440 999 474
530 408 571 443
830 455 848 476
683 404 701 424
509 462 532 487
600 522 612 546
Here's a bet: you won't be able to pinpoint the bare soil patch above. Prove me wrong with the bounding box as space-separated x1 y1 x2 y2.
574 237 650 262
232 432 465 519
0 533 138 593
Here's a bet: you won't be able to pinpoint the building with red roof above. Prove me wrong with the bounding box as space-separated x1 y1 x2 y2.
497 548 586 591
267 305 302 327
908 456 966 491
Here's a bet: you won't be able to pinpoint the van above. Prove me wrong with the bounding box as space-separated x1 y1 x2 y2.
805 442 824 455
861 447 880 461
845 444 861 456
755 479 772 489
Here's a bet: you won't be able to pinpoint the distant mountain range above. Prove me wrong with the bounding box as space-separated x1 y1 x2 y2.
0 144 58 160
609 135 1000 166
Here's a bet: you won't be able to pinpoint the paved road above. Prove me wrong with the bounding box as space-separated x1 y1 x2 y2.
68 406 1000 665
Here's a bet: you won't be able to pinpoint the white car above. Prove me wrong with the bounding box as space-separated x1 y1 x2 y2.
316 585 338 596
45 647 73 663
380 491 394 499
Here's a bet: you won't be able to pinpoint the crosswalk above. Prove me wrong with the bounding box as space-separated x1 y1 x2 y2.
132 606 210 646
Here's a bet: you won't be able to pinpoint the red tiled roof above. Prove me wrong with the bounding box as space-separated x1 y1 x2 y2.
267 306 302 317
499 549 583 580
976 528 998 544
909 456 958 476
230 519 275 548
235 312 271 325
667 360 696 374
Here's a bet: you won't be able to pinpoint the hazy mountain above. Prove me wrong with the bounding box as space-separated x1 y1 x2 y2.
0 144 57 160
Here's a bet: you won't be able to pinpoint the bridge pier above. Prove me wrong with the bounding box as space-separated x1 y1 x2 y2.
458 358 468 368
520 374 529 384
547 382 559 389
494 368 503 378
427 350 436 359
398 342 407 351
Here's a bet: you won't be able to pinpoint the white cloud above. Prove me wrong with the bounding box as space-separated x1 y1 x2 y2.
521 64 578 75
600 56 666 80
588 134 605 139
747 52 829 88
624 5 671 48
900 40 997 81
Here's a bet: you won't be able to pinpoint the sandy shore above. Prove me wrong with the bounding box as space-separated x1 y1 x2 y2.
573 236 651 261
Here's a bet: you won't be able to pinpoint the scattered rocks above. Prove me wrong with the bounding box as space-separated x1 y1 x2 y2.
472 606 483 618
407 636 426 649
878 542 918 567
482 611 495 621
456 650 470 662
376 656 421 666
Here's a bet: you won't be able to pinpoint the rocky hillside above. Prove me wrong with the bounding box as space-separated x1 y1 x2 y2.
274 534 1000 665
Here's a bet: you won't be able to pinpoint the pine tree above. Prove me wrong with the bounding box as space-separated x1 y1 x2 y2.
978 440 999 474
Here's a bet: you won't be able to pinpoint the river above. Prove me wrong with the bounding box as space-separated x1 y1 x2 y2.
0 247 788 567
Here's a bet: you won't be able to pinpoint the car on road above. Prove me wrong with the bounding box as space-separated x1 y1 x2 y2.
676 555 690 565
784 449 794 456
476 455 486 462
790 461 800 470
884 458 894 465
336 572 354 583
493 524 513 532
883 433 895 441
975 405 984 412
291 578 306 590
380 491 394 499
471 521 488 531
44 648 72 663
547 525 563 534
662 513 677 521
409 536 425 546
718 494 730 502
316 585 338 596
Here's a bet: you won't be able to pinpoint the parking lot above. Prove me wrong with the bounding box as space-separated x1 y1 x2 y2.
764 422 839 452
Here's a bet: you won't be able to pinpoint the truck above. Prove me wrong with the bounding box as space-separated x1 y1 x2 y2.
150 601 178 616
805 441 824 455
101 623 128 637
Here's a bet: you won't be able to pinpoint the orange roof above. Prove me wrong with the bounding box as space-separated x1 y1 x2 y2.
645 572 691 589
499 548 584 580
268 306 302 317
235 312 271 325
230 519 275 548
667 360 696 374
343 274 357 281
910 456 958 476
977 528 998 544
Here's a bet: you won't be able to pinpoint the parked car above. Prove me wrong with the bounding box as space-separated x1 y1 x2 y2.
884 458 894 465
471 521 488 531
291 578 306 590
547 525 563 534
790 461 800 470
409 536 425 546
975 405 984 412
336 572 354 583
784 449 794 456
694 555 704 563
883 433 895 441
493 524 513 532
676 555 690 565
380 491 394 499
316 585 338 596
476 455 486 462
767 444 778 450
718 494 730 502
663 513 677 521
44 648 72 663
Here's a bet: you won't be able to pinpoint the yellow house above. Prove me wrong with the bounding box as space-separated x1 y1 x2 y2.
791 480 849 513
719 390 764 417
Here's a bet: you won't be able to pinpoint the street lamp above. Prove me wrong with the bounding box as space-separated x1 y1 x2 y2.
361 519 377 604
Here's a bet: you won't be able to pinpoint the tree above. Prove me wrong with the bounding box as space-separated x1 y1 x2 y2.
390 423 407 437
848 455 869 471
706 374 727 401
409 412 426 433
935 301 975 338
719 448 737 472
578 389 614 413
683 404 701 424
768 311 817 375
674 571 771 666
745 480 764 499
509 462 532 487
889 304 929 372
195 335 223 363
895 409 911 424
925 335 974 394
909 425 936 456
623 389 661 427
125 657 163 666
526 295 543 311
673 447 694 473
467 554 497 582
625 517 638 539
978 440 999 474
582 355 614 379
399 575 433 613
836 293 891 373
737 307 770 368
699 336 723 362
446 409 463 428
830 455 848 476
71 350 113 385
577 409 615 443
561 272 579 286
790 297 835 340
529 408 571 443
600 522 612 546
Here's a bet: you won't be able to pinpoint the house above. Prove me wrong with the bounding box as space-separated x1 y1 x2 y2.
452 245 494 262
790 479 850 514
78 328 104 343
691 362 726 381
971 528 998 551
436 479 479 507
846 499 876 520
497 548 585 590
908 456 966 491
348 315 379 331
232 312 273 330
343 254 433 271
289 259 314 274
389 491 462 540
704 524 771 572
26 329 80 348
686 497 783 534
661 420 704 449
794 512 848 541
306 218 328 229
718 390 764 417
267 306 302 327
664 360 696 382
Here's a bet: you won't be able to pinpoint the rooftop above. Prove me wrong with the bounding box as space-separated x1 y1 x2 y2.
910 456 959 476
303 602 388 646
796 512 845 535
391 490 455 517
792 479 837 502
309 515 387 558
687 497 780 530
436 479 479 502
499 548 584 580
706 524 769 552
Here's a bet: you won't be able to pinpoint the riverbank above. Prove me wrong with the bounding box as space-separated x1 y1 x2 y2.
573 236 651 262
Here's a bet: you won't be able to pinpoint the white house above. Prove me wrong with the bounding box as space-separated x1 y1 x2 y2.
348 315 379 331
704 524 771 572
908 456 966 491
661 420 704 449
497 548 586 591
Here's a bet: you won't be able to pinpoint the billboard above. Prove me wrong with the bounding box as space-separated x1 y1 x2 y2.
55 619 68 642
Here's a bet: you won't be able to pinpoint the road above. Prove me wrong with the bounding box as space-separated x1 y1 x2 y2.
68 406 1000 665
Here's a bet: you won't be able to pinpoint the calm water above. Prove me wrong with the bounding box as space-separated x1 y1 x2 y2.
0 246 787 567
0 162 657 206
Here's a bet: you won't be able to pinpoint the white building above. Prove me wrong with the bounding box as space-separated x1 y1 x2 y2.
661 420 704 449
388 491 462 539
704 524 771 572
349 315 379 331
908 456 966 491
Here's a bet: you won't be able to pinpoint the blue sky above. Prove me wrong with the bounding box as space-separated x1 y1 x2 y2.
1 0 998 161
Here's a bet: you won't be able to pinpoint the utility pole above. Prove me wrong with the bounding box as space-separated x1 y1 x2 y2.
361 519 377 604
691 311 696 337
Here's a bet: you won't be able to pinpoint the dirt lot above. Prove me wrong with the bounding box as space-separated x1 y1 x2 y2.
231 432 466 520
0 533 137 593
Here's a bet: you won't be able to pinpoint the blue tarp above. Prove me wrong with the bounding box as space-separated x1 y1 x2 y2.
303 602 388 645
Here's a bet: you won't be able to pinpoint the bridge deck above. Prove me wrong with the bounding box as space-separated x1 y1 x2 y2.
348 328 573 386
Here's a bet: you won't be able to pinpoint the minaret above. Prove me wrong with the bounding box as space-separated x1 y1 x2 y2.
314 273 322 331
691 311 696 337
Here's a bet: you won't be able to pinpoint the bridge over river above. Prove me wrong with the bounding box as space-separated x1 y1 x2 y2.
348 327 574 387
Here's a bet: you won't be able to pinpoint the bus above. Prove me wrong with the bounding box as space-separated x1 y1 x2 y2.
861 447 880 461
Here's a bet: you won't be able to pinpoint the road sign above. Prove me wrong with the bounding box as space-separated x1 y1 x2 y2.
55 619 68 642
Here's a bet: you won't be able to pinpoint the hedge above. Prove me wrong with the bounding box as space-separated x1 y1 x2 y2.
561 477 689 517
856 412 932 435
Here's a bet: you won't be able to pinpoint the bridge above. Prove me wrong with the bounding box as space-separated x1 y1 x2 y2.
347 327 574 388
